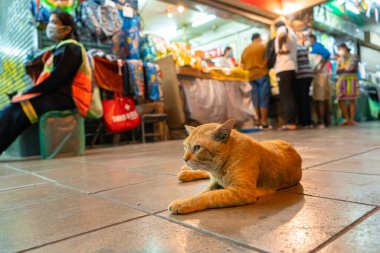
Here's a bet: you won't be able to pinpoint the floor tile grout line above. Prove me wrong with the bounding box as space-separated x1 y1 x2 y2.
310 207 379 253
4 164 90 194
304 146 380 170
282 190 379 208
0 192 79 213
16 213 152 253
307 168 380 177
154 212 270 253
0 182 48 194
92 194 159 215
90 176 177 195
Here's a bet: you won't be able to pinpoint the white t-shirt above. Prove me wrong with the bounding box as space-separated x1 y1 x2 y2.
274 26 298 73
218 57 234 68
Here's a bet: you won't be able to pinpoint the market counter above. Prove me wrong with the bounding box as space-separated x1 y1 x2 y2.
179 76 255 127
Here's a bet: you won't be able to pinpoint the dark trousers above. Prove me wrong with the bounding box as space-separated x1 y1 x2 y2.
277 70 297 125
0 93 75 154
295 77 312 126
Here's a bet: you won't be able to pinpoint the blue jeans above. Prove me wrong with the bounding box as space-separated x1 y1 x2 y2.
250 75 271 109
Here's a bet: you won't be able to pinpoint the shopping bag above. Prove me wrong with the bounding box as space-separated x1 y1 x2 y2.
87 85 103 119
102 92 141 132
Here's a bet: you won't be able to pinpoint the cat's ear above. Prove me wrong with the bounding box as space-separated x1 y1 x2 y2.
185 125 195 135
213 119 234 143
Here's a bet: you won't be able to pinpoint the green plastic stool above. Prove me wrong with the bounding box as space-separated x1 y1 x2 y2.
39 109 85 160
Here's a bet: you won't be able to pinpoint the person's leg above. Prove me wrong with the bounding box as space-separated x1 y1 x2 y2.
318 101 325 125
0 103 31 154
278 71 297 129
338 100 350 125
349 99 356 125
294 78 304 126
250 80 261 126
304 78 313 126
258 75 271 127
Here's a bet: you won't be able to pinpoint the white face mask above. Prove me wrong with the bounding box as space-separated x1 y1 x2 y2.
338 49 345 57
304 41 310 48
46 23 69 40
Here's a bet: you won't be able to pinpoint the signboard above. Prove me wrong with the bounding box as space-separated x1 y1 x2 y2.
313 5 365 40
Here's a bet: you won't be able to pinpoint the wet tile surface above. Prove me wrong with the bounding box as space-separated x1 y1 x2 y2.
310 157 380 175
0 164 21 177
30 215 257 253
319 208 380 253
0 174 47 192
97 176 209 213
0 184 79 211
0 122 379 252
0 194 145 252
159 191 372 253
285 169 380 205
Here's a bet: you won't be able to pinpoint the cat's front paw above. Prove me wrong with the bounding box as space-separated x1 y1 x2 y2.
168 199 197 214
178 170 196 182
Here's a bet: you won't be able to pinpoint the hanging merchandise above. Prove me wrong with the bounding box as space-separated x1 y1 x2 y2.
93 55 124 92
115 0 138 11
30 0 78 28
143 62 160 101
102 92 141 133
140 34 157 62
78 0 122 41
115 10 141 59
126 60 145 97
150 35 172 59
86 52 103 119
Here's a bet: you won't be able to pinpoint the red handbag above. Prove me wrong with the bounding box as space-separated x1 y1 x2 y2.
102 93 141 132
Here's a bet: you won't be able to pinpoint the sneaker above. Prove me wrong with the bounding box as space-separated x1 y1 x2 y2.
261 124 272 130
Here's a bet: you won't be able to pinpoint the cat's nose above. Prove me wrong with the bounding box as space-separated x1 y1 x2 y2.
183 157 188 162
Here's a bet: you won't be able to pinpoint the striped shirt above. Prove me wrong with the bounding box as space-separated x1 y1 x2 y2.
296 45 313 79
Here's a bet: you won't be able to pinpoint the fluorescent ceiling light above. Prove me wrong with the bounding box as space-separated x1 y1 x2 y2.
191 14 216 28
177 5 184 13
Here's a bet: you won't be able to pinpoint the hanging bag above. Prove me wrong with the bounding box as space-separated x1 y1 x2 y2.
102 92 141 132
143 62 160 101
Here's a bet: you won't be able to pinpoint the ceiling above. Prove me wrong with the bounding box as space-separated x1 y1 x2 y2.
139 0 253 42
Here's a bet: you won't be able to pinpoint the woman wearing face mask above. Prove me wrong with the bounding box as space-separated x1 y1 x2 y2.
0 10 92 155
336 42 359 126
219 46 236 68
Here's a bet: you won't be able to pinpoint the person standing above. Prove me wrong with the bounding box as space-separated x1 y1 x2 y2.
295 43 314 128
274 21 298 130
241 33 271 129
306 34 331 128
336 42 359 126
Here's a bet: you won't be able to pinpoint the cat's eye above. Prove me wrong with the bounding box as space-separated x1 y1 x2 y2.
193 145 201 152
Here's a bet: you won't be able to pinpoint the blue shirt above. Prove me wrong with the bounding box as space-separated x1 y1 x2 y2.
311 42 331 60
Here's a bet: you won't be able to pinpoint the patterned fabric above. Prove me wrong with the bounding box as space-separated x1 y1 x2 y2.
127 60 144 97
112 13 141 59
79 0 122 41
143 62 160 101
336 75 359 100
140 34 156 62
296 45 313 79
336 54 359 100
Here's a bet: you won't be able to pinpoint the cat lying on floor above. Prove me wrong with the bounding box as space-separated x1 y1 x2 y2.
169 119 302 214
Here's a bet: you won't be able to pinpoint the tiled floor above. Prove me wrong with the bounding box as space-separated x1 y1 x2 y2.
0 122 379 253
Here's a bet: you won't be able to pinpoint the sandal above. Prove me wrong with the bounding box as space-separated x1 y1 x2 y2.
279 124 297 131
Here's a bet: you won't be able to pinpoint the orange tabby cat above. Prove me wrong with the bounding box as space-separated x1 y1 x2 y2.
169 119 302 214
